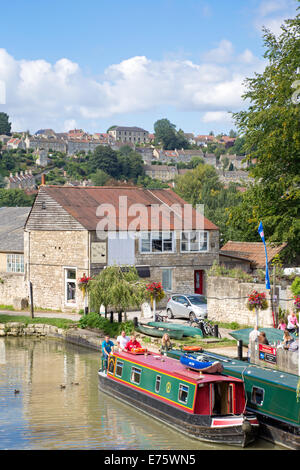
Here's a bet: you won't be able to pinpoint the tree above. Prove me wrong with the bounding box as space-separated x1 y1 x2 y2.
88 265 147 315
154 118 190 150
0 189 35 207
88 145 120 178
0 113 11 135
230 12 300 260
91 169 110 186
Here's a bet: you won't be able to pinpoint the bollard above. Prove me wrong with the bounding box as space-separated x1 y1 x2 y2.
237 340 243 360
118 312 122 323
110 311 114 323
213 324 219 338
84 307 88 316
133 317 138 328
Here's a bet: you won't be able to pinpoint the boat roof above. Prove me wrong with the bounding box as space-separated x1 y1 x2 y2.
114 350 243 385
191 350 299 390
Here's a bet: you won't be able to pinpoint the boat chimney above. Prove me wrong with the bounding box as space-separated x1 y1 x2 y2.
41 174 46 185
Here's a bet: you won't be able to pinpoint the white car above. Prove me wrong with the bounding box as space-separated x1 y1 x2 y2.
166 294 207 321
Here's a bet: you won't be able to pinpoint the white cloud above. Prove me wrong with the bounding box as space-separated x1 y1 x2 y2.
254 0 297 36
0 45 264 132
202 111 233 123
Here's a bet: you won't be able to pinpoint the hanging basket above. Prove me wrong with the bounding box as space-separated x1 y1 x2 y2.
146 281 165 303
246 290 268 311
293 296 300 312
78 274 91 296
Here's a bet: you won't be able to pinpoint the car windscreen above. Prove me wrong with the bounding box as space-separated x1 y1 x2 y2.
187 296 207 305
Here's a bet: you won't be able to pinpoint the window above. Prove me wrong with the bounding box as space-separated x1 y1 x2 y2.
7 254 24 273
162 269 172 291
140 232 174 253
181 231 208 252
178 384 189 404
65 269 76 304
115 361 124 378
130 366 142 385
251 386 264 406
155 375 161 393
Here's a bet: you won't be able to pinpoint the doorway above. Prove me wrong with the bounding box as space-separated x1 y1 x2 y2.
194 270 204 294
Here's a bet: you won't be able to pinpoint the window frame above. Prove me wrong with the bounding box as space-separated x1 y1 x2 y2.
155 375 161 393
178 383 189 404
6 253 24 273
130 366 142 385
140 231 175 254
64 267 77 306
161 268 173 292
180 231 209 253
115 360 124 378
251 386 265 406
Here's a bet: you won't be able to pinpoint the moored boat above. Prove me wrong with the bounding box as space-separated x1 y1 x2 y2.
135 323 184 340
167 348 300 450
147 321 203 338
229 327 296 346
98 349 259 447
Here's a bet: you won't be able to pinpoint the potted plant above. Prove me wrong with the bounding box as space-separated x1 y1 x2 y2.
146 281 165 321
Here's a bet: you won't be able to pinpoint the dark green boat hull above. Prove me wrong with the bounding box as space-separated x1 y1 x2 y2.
167 348 300 450
147 321 203 338
136 324 184 339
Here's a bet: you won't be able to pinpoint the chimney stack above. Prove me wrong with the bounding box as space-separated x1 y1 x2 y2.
41 174 46 185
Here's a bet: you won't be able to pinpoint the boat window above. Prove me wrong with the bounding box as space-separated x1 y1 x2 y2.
178 384 189 404
108 357 115 374
155 375 161 393
115 361 124 378
251 386 264 406
131 366 142 385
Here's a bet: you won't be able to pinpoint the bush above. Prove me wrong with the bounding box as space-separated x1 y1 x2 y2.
208 261 253 282
79 312 134 337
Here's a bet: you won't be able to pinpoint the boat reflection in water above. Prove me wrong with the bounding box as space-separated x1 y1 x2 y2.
98 348 259 448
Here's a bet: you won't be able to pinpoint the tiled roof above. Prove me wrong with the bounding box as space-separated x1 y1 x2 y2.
0 207 32 252
220 241 287 268
39 185 218 232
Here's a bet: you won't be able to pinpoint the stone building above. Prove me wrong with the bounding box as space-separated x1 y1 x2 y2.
108 126 149 144
144 164 178 182
5 170 35 190
24 185 219 312
0 207 31 309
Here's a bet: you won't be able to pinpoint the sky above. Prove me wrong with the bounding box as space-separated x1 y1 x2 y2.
0 0 298 135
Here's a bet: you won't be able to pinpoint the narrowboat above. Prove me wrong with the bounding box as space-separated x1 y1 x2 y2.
147 321 203 337
167 349 300 450
135 323 184 340
229 328 296 346
98 350 259 447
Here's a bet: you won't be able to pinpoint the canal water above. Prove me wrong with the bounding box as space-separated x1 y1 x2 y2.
0 337 280 450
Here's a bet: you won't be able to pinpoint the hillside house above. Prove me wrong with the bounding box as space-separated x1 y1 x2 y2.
24 185 219 312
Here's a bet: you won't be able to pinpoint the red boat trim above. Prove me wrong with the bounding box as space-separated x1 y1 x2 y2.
107 372 196 413
211 417 244 427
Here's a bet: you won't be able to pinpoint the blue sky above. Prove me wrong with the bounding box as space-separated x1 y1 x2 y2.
0 0 298 135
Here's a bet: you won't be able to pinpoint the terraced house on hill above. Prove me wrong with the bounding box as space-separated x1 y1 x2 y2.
24 185 219 312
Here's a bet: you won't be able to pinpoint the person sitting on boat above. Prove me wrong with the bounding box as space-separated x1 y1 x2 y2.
258 332 269 345
288 339 299 352
160 333 173 355
287 312 299 335
102 335 115 369
124 334 142 352
282 329 294 350
117 330 130 351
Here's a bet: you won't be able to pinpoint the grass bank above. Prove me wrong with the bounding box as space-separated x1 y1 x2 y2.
0 314 77 330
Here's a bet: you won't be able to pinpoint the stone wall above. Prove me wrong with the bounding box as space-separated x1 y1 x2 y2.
0 273 27 309
207 276 274 327
25 230 89 312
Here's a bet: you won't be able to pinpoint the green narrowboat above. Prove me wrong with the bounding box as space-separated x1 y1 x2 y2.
98 350 259 447
167 349 300 450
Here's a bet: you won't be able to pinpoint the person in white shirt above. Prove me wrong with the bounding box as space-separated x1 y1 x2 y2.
248 326 260 361
117 330 130 351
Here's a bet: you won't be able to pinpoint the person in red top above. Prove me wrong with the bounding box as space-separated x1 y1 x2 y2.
125 334 141 351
